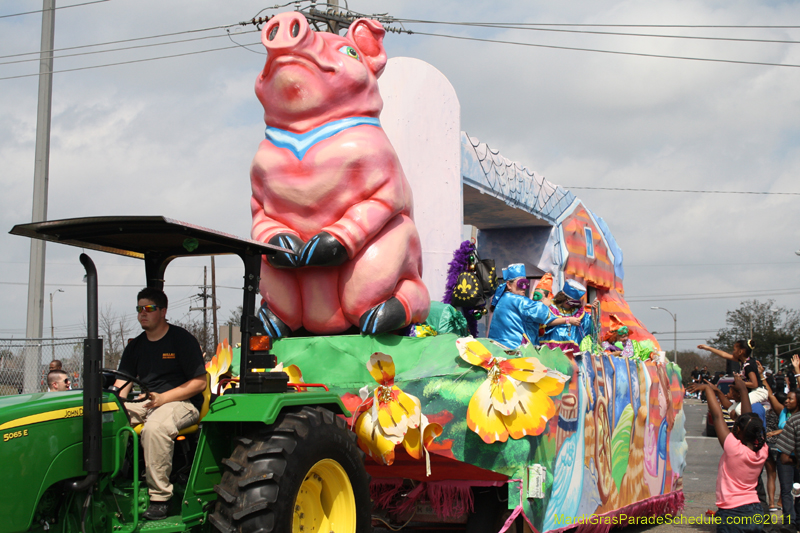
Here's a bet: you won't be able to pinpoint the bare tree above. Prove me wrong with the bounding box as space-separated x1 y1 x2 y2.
226 306 243 327
98 305 134 369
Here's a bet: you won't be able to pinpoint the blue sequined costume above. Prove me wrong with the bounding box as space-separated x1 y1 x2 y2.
540 305 594 354
488 293 554 349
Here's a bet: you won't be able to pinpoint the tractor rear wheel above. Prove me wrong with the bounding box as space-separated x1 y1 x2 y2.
209 405 371 533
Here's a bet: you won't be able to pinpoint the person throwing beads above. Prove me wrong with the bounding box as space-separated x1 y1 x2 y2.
487 266 576 350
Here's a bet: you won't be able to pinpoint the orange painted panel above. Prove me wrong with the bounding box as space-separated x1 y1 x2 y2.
563 205 615 290
596 289 661 349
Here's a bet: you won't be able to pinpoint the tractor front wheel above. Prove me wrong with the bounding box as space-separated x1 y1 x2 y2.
209 406 371 533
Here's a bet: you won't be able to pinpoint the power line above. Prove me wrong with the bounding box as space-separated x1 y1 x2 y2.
626 291 800 303
412 31 800 69
0 30 258 66
566 186 800 195
650 329 720 334
0 281 245 288
403 22 800 29
396 19 800 45
630 287 800 299
628 262 798 267
0 0 109 20
0 42 259 81
0 25 236 61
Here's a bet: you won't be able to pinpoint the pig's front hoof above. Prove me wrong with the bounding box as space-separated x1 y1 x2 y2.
257 303 293 338
299 232 348 267
359 297 408 335
266 233 304 268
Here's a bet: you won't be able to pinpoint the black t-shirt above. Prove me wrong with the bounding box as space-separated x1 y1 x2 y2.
742 357 763 388
726 360 741 376
691 369 701 381
118 324 206 410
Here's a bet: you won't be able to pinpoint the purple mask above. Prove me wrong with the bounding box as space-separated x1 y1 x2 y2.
515 279 530 292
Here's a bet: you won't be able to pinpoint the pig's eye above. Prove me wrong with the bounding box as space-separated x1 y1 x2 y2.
338 45 360 60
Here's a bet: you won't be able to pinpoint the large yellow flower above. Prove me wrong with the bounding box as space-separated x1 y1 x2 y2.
456 337 568 444
354 352 442 465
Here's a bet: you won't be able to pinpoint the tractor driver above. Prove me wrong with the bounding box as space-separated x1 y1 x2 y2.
113 287 206 521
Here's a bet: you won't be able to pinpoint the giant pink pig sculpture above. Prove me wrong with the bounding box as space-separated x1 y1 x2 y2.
250 12 430 337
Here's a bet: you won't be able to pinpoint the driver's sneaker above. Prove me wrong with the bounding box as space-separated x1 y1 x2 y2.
143 501 170 520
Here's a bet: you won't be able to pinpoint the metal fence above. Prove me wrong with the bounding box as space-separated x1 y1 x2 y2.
0 337 86 395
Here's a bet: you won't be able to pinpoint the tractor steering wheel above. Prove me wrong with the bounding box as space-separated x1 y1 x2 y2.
102 368 151 403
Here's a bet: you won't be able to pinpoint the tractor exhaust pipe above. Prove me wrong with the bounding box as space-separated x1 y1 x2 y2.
67 254 102 491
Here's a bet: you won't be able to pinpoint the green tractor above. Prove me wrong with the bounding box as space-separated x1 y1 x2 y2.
3 216 371 533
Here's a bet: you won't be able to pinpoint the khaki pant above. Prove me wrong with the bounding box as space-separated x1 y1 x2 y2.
126 400 199 501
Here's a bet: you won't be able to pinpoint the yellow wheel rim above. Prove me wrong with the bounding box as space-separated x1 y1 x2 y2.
292 458 356 533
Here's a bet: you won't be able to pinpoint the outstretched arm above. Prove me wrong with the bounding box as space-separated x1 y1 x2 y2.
734 374 752 414
708 380 732 409
698 383 730 447
697 344 736 361
792 355 800 388
757 361 785 413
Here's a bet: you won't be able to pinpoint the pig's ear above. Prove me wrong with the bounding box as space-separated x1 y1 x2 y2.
347 18 387 77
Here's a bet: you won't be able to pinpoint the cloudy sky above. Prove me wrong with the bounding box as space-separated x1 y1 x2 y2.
1 0 799 359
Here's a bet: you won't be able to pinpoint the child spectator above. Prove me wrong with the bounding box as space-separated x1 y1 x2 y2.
759 359 788 515
703 375 767 428
689 375 768 532
773 355 800 524
698 340 768 414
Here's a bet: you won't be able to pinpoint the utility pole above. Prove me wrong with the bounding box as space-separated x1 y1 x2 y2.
202 266 208 351
327 0 339 34
49 288 63 360
23 0 56 393
211 257 218 349
190 265 220 356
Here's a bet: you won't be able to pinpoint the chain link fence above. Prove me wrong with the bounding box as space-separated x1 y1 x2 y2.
0 338 87 395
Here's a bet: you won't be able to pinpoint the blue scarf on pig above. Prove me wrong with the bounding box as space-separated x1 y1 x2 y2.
265 116 381 160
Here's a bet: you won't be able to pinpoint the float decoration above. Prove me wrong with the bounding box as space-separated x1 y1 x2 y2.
456 336 568 444
258 322 685 530
250 12 430 337
271 362 306 391
205 339 232 392
354 352 442 466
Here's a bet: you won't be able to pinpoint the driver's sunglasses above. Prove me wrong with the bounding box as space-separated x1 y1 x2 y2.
515 279 530 292
63 378 70 384
136 305 161 313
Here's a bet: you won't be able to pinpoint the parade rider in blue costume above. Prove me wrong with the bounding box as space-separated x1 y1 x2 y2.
541 279 598 356
487 264 579 350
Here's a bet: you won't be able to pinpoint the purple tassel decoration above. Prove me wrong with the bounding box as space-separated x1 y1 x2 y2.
443 240 479 336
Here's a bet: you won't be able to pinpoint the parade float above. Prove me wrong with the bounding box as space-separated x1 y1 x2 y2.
1 10 687 533
234 9 688 532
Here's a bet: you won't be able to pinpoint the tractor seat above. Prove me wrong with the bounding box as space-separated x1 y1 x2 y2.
133 373 211 436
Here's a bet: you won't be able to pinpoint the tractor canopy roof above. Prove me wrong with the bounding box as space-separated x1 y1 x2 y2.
10 215 287 260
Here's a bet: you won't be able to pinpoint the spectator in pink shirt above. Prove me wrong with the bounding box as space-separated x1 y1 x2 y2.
690 374 768 532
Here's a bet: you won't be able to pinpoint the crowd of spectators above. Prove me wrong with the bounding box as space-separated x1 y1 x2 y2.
689 344 800 530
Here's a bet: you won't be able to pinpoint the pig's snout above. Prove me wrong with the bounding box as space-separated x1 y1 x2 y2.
262 12 314 54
